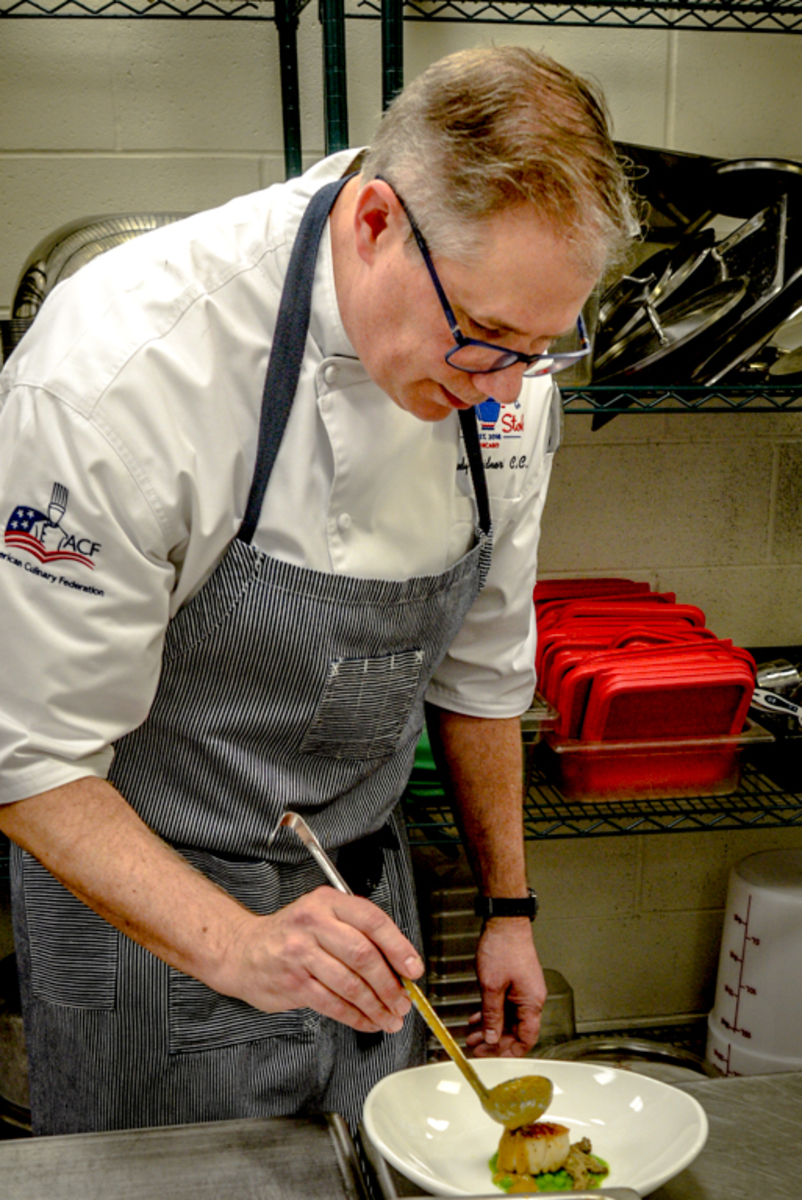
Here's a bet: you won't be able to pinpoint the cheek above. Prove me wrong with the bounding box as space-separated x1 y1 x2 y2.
360 273 455 386
384 326 449 386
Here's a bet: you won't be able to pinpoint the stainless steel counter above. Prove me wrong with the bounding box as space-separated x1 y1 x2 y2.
364 1071 802 1199
1 1072 799 1199
0 1112 368 1200
651 1072 802 1200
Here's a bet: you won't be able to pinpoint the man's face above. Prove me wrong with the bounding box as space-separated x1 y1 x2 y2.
344 186 599 423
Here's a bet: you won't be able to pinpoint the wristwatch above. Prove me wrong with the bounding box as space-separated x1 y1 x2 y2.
474 888 539 921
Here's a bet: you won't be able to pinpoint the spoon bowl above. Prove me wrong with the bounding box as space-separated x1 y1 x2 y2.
484 1073 553 1128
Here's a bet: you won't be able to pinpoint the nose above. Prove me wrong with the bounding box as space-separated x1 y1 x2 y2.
472 363 527 404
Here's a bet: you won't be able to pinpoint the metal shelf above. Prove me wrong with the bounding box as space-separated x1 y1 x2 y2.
0 0 274 15
560 383 802 414
346 0 802 34
0 0 312 179
321 0 802 205
2 765 798 878
402 761 802 844
314 4 802 414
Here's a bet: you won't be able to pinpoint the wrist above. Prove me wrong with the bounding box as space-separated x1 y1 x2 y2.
197 906 263 999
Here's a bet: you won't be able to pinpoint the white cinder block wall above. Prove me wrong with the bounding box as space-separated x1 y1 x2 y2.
2 15 802 1031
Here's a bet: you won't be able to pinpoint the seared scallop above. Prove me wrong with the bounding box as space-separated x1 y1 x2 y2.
496 1121 571 1176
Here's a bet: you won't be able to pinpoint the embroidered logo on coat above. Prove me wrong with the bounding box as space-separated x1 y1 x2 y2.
4 483 101 570
475 398 524 448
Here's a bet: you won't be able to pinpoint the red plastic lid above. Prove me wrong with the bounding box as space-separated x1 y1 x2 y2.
534 578 650 603
537 624 719 685
580 664 754 741
553 644 754 739
537 594 682 633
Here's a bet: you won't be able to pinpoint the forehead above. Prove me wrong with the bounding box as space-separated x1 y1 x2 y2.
438 205 599 336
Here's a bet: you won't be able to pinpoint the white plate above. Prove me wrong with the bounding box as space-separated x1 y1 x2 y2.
362 1059 708 1197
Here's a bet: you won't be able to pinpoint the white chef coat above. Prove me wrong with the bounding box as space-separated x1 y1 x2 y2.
0 151 558 806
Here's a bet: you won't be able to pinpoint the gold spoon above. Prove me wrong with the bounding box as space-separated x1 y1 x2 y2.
272 811 553 1129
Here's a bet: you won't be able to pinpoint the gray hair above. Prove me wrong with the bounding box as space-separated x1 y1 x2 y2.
360 46 638 274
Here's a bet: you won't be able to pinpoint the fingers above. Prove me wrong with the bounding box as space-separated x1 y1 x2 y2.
486 990 543 1053
510 998 543 1052
230 887 424 1035
329 889 425 983
293 895 413 1031
478 984 506 1049
282 971 403 1035
467 1031 528 1057
465 1003 542 1057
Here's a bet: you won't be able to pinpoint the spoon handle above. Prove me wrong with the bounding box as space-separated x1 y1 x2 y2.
400 975 492 1102
275 811 492 1105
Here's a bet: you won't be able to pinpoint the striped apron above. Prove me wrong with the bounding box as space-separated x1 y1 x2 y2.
11 176 493 1136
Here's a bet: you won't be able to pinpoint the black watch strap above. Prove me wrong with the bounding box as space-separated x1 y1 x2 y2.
474 888 539 921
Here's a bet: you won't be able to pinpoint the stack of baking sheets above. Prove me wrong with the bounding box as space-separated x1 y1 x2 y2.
532 579 761 800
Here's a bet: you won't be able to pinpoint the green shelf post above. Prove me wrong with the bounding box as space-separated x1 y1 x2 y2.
381 0 403 109
275 0 304 178
320 0 350 152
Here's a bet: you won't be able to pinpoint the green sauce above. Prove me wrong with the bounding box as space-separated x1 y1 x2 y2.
489 1151 610 1193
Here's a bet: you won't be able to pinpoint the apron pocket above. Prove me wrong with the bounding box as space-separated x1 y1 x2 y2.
300 649 424 760
168 971 317 1054
167 846 319 1053
21 850 118 1009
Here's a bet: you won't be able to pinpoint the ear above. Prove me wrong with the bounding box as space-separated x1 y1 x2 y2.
353 178 405 265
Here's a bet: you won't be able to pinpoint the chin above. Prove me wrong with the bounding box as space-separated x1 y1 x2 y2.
396 383 474 423
411 404 455 423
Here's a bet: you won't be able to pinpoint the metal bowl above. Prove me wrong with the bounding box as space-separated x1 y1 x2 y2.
536 1035 721 1086
712 157 802 218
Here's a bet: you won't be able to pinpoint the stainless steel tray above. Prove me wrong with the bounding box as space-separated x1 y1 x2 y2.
0 1112 368 1200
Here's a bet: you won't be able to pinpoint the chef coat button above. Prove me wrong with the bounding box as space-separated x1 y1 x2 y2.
323 363 338 385
337 512 352 532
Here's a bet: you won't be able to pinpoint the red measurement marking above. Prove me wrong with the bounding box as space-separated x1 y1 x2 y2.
712 1043 741 1077
726 894 759 1036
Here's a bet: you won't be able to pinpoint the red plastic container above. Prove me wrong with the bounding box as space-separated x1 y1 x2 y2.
530 576 764 800
539 720 772 802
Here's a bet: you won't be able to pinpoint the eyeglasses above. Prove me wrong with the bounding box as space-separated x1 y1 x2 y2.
379 177 591 378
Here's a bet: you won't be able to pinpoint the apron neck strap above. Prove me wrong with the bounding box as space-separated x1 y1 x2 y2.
238 175 351 544
458 408 492 536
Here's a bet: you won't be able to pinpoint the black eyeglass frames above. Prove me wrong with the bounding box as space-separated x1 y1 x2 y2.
377 176 591 378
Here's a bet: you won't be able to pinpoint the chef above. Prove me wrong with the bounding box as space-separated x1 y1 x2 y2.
0 46 634 1134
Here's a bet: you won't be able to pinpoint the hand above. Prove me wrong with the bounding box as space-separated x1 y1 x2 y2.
219 885 425 1035
465 917 546 1057
40 522 64 550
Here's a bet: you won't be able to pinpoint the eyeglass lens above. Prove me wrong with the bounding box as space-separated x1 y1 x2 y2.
446 344 582 377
